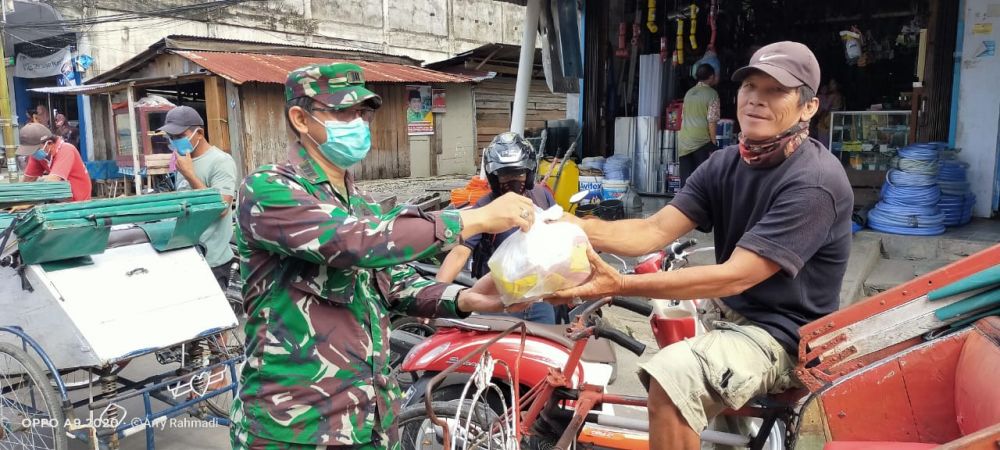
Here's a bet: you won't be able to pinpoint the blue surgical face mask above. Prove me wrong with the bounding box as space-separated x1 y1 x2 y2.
32 148 48 161
306 116 371 168
170 133 194 156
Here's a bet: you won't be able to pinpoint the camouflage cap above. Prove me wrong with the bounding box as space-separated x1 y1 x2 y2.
285 62 382 110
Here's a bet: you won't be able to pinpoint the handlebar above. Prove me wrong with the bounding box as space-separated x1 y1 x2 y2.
594 325 646 356
668 239 698 259
610 296 653 317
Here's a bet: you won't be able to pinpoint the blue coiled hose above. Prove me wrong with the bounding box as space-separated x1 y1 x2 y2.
897 142 946 161
868 143 948 236
937 159 974 226
887 168 937 187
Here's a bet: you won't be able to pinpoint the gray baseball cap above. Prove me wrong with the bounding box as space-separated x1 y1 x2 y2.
732 41 821 93
17 123 55 155
158 106 204 135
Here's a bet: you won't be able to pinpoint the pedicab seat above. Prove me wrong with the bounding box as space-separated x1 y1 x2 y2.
823 316 1000 450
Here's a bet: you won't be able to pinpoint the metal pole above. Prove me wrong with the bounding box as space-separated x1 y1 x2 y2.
0 27 19 182
126 83 143 195
510 0 541 135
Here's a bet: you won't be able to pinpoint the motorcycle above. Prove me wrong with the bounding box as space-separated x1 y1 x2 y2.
394 239 792 449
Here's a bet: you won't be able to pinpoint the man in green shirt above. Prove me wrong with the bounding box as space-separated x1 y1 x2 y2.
677 64 721 186
161 105 238 288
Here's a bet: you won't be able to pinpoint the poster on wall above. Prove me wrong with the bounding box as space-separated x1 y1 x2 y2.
431 89 447 113
406 85 434 135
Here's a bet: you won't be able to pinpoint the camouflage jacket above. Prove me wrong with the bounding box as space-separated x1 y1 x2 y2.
231 148 466 447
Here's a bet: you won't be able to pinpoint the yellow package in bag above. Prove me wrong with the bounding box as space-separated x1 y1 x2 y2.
488 206 592 305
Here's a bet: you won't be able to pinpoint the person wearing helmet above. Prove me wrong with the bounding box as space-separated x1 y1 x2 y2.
436 132 558 324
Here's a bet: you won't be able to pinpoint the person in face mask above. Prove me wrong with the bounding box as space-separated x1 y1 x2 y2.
17 123 91 202
231 63 537 450
158 105 238 289
543 42 854 450
436 131 557 324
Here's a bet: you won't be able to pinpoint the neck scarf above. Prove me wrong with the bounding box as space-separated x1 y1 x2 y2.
738 122 810 169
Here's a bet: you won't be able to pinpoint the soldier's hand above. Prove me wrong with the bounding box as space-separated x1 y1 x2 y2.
459 192 535 238
456 274 530 314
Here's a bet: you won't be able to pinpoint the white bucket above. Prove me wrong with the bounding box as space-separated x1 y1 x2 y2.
603 180 629 200
578 176 604 203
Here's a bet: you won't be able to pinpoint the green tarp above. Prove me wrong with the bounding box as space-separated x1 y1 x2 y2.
14 190 226 264
0 182 72 208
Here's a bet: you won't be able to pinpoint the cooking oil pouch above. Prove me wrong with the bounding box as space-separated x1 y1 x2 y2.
488 206 591 305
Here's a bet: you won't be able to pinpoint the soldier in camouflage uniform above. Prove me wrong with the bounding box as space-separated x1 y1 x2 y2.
230 62 536 450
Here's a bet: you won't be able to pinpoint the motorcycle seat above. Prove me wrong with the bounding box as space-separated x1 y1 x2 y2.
436 315 618 365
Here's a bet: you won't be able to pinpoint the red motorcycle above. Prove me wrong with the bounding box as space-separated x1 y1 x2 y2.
396 240 790 449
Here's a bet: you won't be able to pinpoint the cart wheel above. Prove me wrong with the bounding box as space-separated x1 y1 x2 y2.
202 326 245 420
0 343 68 450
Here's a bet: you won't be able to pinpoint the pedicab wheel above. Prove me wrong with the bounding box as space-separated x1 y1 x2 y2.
0 343 68 450
202 326 246 420
398 400 506 450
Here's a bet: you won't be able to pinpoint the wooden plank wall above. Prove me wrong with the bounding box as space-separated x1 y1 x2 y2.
355 84 410 180
237 82 410 180
239 83 287 174
474 77 567 164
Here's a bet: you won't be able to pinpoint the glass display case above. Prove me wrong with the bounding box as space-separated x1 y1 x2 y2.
828 111 911 171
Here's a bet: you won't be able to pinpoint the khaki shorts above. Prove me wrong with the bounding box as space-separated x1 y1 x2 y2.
638 300 798 432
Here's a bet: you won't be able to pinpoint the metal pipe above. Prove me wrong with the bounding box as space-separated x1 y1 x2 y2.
510 0 541 135
701 429 751 447
596 414 649 432
126 84 143 195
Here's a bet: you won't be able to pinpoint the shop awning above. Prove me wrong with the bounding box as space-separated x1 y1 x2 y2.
28 73 209 96
171 51 474 85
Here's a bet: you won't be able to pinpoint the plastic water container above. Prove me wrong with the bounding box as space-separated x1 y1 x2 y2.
603 180 629 200
649 299 698 349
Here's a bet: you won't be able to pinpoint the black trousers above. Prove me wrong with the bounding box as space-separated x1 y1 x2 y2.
679 142 717 187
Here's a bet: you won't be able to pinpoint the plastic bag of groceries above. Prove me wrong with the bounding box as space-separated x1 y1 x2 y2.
488 206 592 305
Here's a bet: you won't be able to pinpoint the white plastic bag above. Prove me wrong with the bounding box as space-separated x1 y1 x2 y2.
488 206 592 305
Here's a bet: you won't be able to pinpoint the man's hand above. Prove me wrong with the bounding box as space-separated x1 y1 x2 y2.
460 192 535 237
548 247 625 301
457 274 531 314
175 152 195 177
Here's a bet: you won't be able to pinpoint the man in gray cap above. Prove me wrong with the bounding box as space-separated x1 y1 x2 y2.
18 122 91 202
159 105 238 288
548 41 853 449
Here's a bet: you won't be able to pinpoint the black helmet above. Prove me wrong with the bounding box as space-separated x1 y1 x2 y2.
483 132 537 195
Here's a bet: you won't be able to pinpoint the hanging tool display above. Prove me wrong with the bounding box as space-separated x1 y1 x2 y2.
708 0 717 50
692 0 721 77
674 16 684 65
646 0 658 33
616 22 629 58
688 4 699 50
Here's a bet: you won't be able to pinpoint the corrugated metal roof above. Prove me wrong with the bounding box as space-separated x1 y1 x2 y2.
173 51 474 85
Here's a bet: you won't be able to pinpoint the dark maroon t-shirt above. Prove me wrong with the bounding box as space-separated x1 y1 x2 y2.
670 138 853 353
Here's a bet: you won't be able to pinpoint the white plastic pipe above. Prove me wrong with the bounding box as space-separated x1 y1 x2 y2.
510 0 542 135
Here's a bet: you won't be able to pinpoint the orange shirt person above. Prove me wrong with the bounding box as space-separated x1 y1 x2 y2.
17 123 92 202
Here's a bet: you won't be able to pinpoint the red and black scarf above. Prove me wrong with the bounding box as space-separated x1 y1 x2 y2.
738 122 810 169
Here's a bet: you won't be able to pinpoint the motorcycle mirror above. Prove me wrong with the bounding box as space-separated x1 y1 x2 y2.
569 190 592 205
